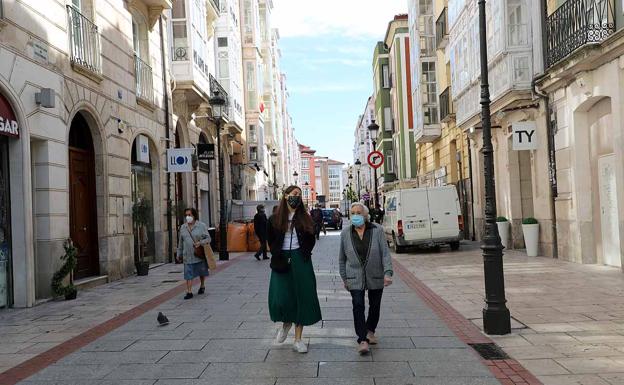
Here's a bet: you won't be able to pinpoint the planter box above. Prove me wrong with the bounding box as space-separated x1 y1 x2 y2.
522 223 539 257
497 221 510 249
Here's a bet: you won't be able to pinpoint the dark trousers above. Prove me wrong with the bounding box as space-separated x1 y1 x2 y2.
255 236 267 258
350 289 384 343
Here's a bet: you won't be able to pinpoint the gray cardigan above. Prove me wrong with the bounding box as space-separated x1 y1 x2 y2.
339 222 393 290
177 221 211 264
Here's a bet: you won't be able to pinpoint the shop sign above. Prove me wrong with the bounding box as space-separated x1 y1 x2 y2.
0 94 19 138
197 143 215 160
136 134 150 163
167 148 194 173
512 121 538 150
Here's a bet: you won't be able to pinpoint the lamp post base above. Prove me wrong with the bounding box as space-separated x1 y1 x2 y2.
219 250 229 261
483 306 511 335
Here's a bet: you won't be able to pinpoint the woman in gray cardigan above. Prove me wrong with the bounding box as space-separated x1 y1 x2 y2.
176 208 211 300
339 202 393 355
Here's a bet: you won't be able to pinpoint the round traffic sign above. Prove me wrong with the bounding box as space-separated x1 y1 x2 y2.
367 151 384 169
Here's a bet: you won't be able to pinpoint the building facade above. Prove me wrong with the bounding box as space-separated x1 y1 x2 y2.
298 143 317 206
327 160 345 209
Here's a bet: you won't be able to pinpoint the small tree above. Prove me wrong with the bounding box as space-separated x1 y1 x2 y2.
51 239 77 299
132 198 152 264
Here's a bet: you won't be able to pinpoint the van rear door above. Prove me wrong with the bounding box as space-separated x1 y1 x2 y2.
428 186 460 240
400 188 432 242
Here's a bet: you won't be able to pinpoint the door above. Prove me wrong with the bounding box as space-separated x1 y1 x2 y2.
69 148 99 279
400 188 432 241
598 154 621 267
428 186 460 239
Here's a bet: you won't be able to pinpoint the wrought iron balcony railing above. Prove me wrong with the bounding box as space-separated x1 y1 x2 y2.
67 5 102 74
209 74 230 121
134 54 154 104
546 0 615 67
439 87 453 122
436 7 448 49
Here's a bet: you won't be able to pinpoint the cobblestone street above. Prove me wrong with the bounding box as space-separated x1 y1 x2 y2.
0 231 524 385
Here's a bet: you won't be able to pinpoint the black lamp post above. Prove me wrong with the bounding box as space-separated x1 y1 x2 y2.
348 174 353 203
368 120 380 209
270 149 278 199
354 159 362 201
293 171 298 186
209 91 229 261
478 0 511 335
304 181 310 207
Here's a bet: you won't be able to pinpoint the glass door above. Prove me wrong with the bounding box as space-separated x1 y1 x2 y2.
0 137 11 308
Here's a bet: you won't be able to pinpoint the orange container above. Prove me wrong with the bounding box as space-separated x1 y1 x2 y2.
226 222 248 252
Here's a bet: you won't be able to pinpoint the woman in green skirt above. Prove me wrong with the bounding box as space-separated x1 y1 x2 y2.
267 185 322 353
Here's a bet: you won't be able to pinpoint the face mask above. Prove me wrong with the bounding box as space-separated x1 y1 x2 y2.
185 216 194 224
287 195 301 209
351 214 365 227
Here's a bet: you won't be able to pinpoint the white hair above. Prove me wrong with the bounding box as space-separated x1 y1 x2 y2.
350 202 370 220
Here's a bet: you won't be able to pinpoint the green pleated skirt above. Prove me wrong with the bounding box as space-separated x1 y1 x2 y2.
268 249 322 326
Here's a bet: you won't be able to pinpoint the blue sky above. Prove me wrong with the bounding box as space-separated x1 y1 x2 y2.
273 0 407 165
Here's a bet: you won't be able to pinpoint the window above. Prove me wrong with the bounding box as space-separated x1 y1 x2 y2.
508 0 528 46
172 0 186 18
246 62 256 109
423 106 438 125
382 65 390 88
384 107 392 131
303 189 310 199
248 124 257 142
218 37 228 47
421 62 437 105
218 57 229 78
249 146 258 160
513 56 530 83
302 172 310 183
386 150 394 173
329 168 340 178
301 158 309 169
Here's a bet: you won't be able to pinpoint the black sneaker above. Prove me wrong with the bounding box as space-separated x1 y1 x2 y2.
254 253 261 261
198 287 205 295
184 292 193 300
263 256 269 260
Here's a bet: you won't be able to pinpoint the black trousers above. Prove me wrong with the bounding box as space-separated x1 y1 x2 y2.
350 289 384 343
255 235 267 258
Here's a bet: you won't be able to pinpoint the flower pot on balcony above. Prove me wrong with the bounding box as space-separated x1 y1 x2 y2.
522 218 539 257
496 217 510 249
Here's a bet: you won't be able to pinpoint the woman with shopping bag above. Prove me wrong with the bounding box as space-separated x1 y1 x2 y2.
176 208 211 300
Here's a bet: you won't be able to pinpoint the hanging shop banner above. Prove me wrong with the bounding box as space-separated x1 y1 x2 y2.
512 121 538 151
136 134 150 163
167 148 194 173
0 93 19 138
197 143 215 161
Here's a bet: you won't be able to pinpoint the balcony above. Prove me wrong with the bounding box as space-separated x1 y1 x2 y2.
134 54 154 105
546 0 615 67
436 7 448 49
172 46 189 61
439 87 454 122
67 5 102 78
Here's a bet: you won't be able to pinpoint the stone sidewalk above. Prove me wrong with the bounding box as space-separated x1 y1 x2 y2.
3 232 508 385
395 241 624 385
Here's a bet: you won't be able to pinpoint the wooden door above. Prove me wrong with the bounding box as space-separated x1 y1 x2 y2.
69 148 99 279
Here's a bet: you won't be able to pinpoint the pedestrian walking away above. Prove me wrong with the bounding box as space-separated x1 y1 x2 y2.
310 204 323 240
268 185 322 353
253 204 269 261
339 202 393 355
176 208 211 300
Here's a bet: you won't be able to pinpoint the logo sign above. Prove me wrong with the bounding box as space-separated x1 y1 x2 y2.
362 192 371 200
167 148 194 173
197 143 215 161
136 134 150 163
512 121 538 150
367 151 384 169
0 93 19 138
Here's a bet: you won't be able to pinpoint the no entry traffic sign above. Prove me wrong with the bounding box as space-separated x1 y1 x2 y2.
367 151 384 169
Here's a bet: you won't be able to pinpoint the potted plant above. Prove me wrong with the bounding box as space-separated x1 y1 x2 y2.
132 198 152 276
522 217 539 257
51 239 78 300
496 216 510 249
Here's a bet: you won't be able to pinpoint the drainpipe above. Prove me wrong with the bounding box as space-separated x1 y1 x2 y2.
159 16 173 263
532 0 558 258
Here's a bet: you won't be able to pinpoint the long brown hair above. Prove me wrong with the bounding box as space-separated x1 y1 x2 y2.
273 185 314 234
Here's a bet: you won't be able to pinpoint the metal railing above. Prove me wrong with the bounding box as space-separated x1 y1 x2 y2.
436 7 448 49
547 0 615 67
439 87 453 121
210 74 230 120
172 46 189 61
67 5 101 74
134 54 154 104
210 0 220 12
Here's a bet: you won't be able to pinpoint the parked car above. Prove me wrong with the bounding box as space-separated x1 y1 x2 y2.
383 186 462 253
322 208 343 230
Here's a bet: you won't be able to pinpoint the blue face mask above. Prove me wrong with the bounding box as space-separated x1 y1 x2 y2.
351 214 365 227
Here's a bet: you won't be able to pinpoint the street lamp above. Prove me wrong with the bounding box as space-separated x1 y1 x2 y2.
348 174 353 203
478 0 511 335
209 91 229 261
354 159 362 201
368 120 380 209
304 181 310 207
270 149 278 199
293 171 299 186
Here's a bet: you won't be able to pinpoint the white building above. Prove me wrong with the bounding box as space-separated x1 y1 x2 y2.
328 160 345 209
353 96 376 201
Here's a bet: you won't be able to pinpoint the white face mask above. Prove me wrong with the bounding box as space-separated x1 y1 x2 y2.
185 216 194 224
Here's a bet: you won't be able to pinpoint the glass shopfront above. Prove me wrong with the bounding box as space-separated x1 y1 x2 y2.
0 136 11 308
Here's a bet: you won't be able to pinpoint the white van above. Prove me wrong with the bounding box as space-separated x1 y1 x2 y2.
383 186 463 253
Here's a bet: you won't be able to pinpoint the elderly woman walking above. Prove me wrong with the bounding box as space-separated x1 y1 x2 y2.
176 208 211 300
268 185 322 353
339 202 393 354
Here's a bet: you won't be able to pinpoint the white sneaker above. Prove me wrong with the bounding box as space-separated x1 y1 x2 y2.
293 339 308 353
275 323 291 344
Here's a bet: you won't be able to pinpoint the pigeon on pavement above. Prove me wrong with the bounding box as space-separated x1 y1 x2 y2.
157 312 169 326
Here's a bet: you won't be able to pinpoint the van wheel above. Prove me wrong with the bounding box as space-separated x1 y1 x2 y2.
450 241 460 251
392 235 405 254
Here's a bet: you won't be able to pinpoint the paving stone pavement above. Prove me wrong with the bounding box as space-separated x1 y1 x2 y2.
395 241 624 385
12 231 500 385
